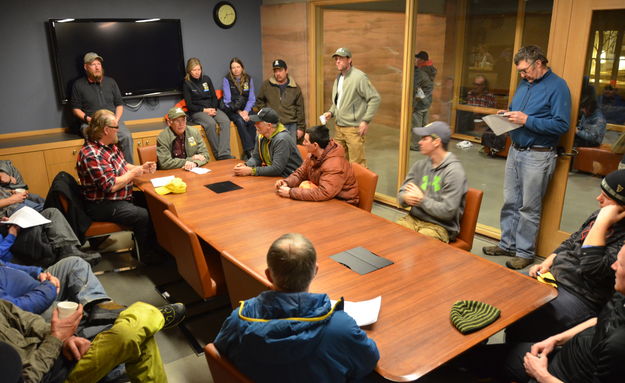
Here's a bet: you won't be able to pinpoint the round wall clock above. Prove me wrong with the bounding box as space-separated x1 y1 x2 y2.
213 1 237 29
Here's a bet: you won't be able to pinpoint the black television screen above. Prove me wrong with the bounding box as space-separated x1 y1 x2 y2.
48 18 185 103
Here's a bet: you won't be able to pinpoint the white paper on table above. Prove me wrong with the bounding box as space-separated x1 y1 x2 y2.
188 167 211 175
1 206 51 229
482 114 522 136
331 296 381 327
150 176 175 188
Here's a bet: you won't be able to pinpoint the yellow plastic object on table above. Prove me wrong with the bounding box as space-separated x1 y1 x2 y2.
155 177 187 195
536 271 558 288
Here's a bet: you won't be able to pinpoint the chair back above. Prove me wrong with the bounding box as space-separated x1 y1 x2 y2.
351 162 378 212
137 145 157 165
204 343 252 383
143 187 178 255
297 144 308 160
450 188 483 251
161 209 222 299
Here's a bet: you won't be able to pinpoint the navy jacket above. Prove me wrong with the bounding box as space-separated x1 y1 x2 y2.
214 291 379 382
509 69 571 147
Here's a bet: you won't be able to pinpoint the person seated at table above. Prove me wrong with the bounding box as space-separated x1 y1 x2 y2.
157 106 210 170
275 125 359 206
0 160 45 212
0 254 125 321
0 298 184 383
462 245 625 383
1 205 100 267
574 93 606 148
183 57 233 160
76 109 162 264
504 169 625 343
213 233 379 382
396 121 467 243
222 57 257 161
233 107 302 177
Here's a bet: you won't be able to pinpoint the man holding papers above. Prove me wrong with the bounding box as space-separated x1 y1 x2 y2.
157 106 210 170
214 233 379 382
483 45 571 270
77 109 161 264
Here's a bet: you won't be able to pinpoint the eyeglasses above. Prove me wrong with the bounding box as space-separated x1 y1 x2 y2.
517 61 535 75
106 125 119 129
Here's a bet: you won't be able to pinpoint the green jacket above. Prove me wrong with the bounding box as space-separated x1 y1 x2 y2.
255 76 306 131
328 67 381 127
0 300 62 383
156 125 210 170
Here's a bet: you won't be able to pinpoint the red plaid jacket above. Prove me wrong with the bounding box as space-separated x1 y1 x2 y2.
77 140 132 201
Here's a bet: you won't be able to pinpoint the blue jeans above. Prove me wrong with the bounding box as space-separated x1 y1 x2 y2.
499 146 556 259
283 123 298 144
226 110 256 152
41 256 110 320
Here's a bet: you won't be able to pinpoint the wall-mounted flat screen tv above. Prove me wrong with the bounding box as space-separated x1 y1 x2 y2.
48 18 185 103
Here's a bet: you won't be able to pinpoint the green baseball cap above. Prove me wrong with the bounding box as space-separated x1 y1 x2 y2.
84 52 103 64
332 47 352 58
167 107 186 120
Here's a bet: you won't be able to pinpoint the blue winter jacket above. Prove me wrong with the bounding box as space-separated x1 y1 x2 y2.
0 233 16 262
214 291 379 382
509 69 571 147
0 258 56 314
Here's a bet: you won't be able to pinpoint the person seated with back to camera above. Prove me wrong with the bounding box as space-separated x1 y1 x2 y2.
183 57 234 160
574 92 606 148
222 57 257 161
233 107 302 177
214 233 379 383
156 106 210 170
275 124 359 206
396 121 467 244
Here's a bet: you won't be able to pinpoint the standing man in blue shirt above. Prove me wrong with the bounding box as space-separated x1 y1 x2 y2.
483 45 571 270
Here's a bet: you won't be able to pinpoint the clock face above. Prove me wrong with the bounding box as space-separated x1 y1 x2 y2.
214 2 237 29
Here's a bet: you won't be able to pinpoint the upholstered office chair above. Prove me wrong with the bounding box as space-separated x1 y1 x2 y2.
143 188 178 256
297 144 309 160
57 193 139 272
351 162 379 212
205 343 252 383
137 145 157 165
450 188 483 251
160 209 225 299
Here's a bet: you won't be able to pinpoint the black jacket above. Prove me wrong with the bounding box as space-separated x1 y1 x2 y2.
183 75 220 114
44 172 92 244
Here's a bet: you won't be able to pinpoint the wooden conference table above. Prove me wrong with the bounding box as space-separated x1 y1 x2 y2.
137 160 556 382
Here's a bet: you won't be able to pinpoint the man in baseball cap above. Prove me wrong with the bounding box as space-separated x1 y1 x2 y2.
397 121 468 243
234 107 302 178
70 51 135 163
156 106 209 170
255 59 306 143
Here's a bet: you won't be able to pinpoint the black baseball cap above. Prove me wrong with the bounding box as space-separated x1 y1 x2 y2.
250 108 280 124
272 59 287 69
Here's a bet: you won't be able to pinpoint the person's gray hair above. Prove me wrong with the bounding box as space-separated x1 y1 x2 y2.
513 45 548 66
267 233 316 292
86 109 116 141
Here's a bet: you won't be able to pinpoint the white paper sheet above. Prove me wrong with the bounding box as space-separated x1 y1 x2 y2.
188 167 211 175
1 206 51 229
331 296 381 327
150 176 175 188
483 114 522 136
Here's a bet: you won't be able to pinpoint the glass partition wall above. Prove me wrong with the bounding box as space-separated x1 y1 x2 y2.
310 0 612 254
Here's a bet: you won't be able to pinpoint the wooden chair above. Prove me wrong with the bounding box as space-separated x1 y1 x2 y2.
450 188 484 251
297 144 308 160
351 162 379 212
137 145 157 165
204 343 252 383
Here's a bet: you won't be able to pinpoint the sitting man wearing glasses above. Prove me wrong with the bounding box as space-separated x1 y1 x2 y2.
483 45 571 270
76 109 161 264
157 107 210 170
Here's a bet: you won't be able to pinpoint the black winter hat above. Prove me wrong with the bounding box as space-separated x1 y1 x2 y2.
601 169 625 205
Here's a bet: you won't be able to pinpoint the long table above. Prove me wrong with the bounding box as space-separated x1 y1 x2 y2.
137 160 556 382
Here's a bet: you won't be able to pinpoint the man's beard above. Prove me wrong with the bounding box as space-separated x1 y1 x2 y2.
88 68 104 82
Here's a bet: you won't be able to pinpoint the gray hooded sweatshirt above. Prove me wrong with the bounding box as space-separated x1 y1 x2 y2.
397 152 467 240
